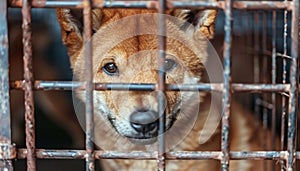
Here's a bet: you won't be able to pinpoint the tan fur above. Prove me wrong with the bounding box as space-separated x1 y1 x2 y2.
57 8 278 171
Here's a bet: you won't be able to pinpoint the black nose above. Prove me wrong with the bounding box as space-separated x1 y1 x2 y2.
130 109 158 134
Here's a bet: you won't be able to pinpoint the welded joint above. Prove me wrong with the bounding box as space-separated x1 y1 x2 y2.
0 144 16 160
281 151 297 162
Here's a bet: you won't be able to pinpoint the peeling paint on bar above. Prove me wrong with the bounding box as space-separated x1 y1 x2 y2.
16 149 298 160
0 145 16 160
10 81 300 93
286 0 299 170
157 0 167 170
0 0 14 170
22 0 36 170
82 0 95 171
280 1 289 169
221 0 233 170
95 151 158 160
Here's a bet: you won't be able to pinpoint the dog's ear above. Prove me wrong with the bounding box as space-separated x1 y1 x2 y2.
172 9 217 39
56 8 102 60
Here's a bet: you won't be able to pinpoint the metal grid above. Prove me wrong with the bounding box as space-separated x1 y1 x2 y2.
0 0 299 171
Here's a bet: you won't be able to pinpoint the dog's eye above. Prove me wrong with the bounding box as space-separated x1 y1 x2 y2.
103 62 119 75
165 59 177 71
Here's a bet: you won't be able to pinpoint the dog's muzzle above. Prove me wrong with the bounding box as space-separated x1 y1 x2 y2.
107 101 182 145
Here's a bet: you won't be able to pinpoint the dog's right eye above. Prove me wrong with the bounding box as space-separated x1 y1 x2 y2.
102 62 119 76
165 59 177 71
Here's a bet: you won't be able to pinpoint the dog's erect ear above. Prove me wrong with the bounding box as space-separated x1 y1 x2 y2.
56 8 102 60
171 9 217 39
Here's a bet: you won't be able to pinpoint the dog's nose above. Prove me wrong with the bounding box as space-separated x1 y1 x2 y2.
130 109 158 134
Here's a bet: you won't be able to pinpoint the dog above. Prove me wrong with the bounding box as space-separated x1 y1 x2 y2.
57 7 277 171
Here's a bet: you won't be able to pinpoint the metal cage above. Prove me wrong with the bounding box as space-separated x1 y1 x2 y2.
0 0 299 171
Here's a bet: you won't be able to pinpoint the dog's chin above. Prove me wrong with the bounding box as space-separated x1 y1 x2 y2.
127 136 157 145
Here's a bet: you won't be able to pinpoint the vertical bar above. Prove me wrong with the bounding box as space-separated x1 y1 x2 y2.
262 11 267 85
83 0 95 171
245 12 251 49
253 12 261 132
261 15 268 169
271 10 277 151
0 0 14 170
221 0 232 170
286 0 299 170
253 12 260 84
280 5 288 169
22 0 36 170
157 0 166 170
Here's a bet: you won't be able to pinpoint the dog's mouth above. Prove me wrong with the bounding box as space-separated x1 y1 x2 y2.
107 101 182 145
125 135 158 145
112 120 159 145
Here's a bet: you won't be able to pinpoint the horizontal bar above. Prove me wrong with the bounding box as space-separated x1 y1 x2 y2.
10 81 300 92
232 84 291 92
8 0 293 10
167 151 285 160
95 151 158 160
16 149 300 160
17 149 86 159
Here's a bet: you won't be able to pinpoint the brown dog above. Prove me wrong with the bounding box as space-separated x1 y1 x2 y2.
57 8 276 170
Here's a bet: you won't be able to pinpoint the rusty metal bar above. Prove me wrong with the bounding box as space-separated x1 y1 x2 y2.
10 80 300 93
97 150 298 160
157 0 166 170
16 149 300 160
0 0 15 170
262 106 269 170
261 12 268 162
280 2 289 169
22 0 36 170
8 0 293 10
83 0 95 171
253 11 261 136
17 149 87 159
286 0 299 169
221 0 233 170
253 12 259 84
231 84 292 92
95 151 158 160
271 10 277 153
167 151 285 160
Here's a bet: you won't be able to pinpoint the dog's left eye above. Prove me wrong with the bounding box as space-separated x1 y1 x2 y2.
165 59 177 71
102 62 119 75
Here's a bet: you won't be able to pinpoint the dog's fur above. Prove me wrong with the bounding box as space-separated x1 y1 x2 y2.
57 8 276 170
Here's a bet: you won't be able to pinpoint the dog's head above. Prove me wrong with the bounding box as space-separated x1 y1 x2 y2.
57 8 217 147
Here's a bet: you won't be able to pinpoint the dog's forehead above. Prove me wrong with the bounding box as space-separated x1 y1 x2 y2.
100 9 172 25
109 35 156 57
90 9 207 76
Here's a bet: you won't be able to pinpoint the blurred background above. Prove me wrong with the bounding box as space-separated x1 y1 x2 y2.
8 8 86 171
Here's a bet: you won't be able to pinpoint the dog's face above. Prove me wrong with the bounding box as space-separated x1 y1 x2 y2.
57 9 217 146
